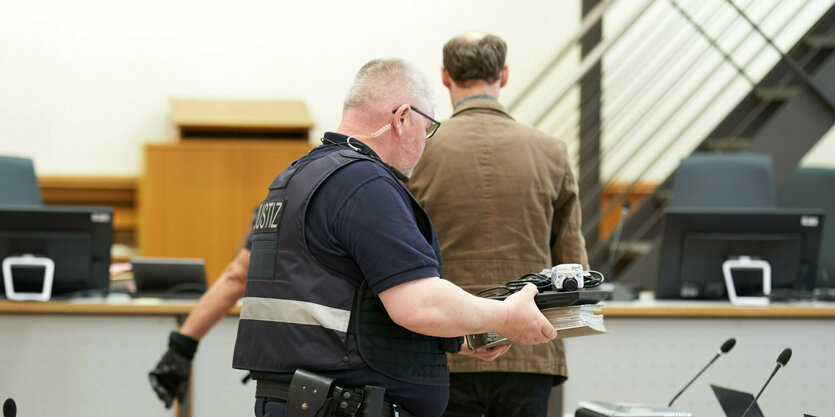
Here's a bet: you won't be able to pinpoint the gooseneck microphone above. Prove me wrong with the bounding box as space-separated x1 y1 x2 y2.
668 338 736 407
3 398 16 417
720 338 737 354
741 348 792 417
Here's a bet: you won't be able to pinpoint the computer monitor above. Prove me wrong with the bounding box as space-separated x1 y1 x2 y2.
0 205 113 298
131 257 207 298
656 208 824 300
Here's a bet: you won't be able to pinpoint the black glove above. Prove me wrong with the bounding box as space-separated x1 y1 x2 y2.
149 331 198 408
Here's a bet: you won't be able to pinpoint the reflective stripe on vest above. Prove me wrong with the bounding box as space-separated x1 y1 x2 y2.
240 297 351 333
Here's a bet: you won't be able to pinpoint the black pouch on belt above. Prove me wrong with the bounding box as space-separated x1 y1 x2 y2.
360 385 385 417
287 369 335 417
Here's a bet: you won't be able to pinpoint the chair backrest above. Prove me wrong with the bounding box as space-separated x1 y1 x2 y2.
671 153 776 209
0 155 42 205
778 167 835 280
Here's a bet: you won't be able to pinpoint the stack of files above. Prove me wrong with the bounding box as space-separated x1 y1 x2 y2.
575 401 694 417
466 304 606 349
547 304 606 338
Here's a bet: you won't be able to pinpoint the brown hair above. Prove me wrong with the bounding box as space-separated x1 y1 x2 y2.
442 33 507 84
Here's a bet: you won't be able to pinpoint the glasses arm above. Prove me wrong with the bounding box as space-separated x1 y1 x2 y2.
391 105 441 139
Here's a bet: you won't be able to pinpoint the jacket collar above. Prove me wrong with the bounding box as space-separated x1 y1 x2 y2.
449 97 515 121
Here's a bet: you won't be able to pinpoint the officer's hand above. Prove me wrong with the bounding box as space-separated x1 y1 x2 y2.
499 283 557 345
149 332 198 408
458 342 512 362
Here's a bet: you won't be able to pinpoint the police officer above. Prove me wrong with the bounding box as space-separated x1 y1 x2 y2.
229 58 556 417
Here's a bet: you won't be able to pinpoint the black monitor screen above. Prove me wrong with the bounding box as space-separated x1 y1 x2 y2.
656 208 824 300
0 205 113 298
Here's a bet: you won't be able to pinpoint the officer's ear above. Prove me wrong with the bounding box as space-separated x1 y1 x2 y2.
392 104 410 136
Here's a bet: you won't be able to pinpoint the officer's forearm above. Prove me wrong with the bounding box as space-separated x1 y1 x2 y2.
379 277 508 338
179 249 250 340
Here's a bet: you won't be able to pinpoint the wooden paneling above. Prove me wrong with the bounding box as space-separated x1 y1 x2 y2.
36 177 657 266
139 140 311 284
170 99 313 139
39 176 137 231
599 182 658 240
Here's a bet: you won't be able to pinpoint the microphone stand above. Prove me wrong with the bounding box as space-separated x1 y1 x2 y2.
740 364 782 417
668 352 720 407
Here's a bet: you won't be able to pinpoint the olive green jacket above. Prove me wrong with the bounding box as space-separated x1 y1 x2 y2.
408 98 588 383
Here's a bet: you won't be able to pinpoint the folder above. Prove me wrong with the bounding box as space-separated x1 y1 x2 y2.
575 400 693 417
466 304 606 349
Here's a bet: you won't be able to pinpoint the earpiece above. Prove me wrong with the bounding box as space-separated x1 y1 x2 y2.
370 124 391 138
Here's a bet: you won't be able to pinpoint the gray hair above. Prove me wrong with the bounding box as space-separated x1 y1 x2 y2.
343 58 435 114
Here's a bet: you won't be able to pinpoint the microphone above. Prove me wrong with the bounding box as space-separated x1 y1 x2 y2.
605 200 631 279
668 338 736 407
3 398 16 417
741 348 792 417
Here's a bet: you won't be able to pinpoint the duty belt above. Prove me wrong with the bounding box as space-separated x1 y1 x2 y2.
256 378 414 417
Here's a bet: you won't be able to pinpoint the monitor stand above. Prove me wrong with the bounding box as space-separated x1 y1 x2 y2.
722 256 770 306
2 254 54 302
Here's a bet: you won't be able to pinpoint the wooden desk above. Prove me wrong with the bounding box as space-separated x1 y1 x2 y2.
0 299 206 315
0 297 248 417
2 299 833 416
563 300 835 416
601 300 835 317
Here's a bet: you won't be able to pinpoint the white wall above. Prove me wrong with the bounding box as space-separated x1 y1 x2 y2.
0 0 580 176
2 0 831 181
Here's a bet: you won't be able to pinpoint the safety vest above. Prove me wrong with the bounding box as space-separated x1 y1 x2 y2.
232 146 454 386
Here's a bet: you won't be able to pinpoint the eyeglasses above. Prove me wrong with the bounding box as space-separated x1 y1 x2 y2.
392 105 441 139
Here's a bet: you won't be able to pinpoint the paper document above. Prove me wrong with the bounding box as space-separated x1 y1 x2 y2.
576 400 694 417
466 304 606 349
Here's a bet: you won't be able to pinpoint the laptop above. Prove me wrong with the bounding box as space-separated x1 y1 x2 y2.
711 384 764 417
130 257 207 299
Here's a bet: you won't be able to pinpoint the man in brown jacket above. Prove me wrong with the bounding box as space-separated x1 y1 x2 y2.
408 32 589 417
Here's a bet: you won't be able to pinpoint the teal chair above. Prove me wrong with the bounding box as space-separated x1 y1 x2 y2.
671 153 776 209
0 155 41 205
778 167 835 283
